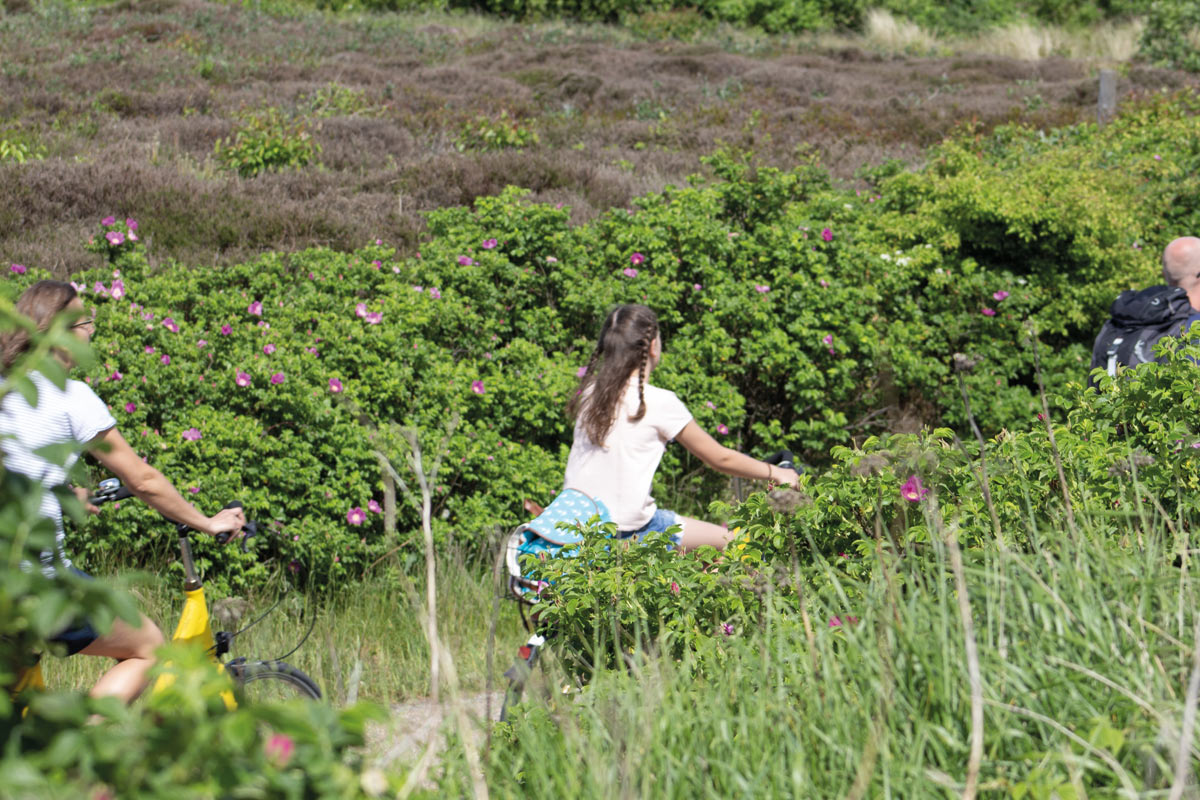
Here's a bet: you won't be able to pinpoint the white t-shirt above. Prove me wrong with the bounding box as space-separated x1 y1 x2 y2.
0 372 116 569
563 378 693 531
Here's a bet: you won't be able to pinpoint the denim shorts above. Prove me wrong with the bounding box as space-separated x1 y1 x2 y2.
48 567 99 656
619 508 685 548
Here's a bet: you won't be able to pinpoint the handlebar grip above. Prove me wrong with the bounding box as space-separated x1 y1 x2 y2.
88 486 135 505
763 449 795 470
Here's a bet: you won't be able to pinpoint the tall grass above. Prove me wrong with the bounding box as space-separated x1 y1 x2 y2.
436 508 1200 796
42 555 525 705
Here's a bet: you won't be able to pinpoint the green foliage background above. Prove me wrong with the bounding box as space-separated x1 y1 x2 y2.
6 92 1198 591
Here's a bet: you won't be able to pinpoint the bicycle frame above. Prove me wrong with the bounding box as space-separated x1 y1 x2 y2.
11 531 236 711
152 530 237 709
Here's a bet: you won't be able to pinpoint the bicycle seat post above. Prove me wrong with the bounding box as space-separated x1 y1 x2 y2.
177 524 202 591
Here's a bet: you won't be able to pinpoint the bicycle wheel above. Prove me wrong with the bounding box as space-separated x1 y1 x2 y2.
228 659 321 702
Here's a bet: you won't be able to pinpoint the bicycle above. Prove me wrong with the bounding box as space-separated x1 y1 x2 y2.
11 478 320 708
496 450 801 720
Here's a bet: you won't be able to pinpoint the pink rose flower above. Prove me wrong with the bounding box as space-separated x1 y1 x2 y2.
900 475 928 502
329 378 343 393
346 507 366 526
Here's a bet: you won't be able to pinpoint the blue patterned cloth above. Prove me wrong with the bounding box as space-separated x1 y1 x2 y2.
522 488 611 545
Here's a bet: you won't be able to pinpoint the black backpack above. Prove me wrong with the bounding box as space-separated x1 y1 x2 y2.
1090 285 1195 385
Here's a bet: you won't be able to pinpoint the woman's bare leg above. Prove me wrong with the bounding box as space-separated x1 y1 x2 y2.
77 613 164 703
677 516 736 552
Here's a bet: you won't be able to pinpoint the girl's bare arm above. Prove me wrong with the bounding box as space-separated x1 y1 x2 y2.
674 421 801 485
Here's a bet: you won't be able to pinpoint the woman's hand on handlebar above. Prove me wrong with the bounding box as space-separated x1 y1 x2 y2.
204 506 246 540
73 485 101 515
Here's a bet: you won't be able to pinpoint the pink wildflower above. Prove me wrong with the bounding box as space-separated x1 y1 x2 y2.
264 733 294 767
900 475 928 502
623 267 638 278
220 324 231 335
716 424 729 435
365 312 382 324
162 318 179 333
471 380 486 395
236 371 251 387
329 378 343 393
247 301 263 316
270 372 285 385
346 507 366 526
101 216 116 226
630 252 645 266
981 308 996 317
992 290 1010 301
482 238 497 249
457 255 475 266
821 228 833 242
105 231 124 246
8 263 26 275
263 343 276 355
355 303 367 318
160 354 170 366
182 428 202 441
124 402 136 413
368 500 382 513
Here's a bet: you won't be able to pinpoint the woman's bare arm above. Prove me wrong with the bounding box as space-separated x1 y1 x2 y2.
87 427 244 536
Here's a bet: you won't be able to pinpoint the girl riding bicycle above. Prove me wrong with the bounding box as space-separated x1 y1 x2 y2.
0 280 243 703
565 304 800 552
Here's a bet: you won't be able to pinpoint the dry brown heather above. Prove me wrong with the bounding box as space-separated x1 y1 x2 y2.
1 0 1197 274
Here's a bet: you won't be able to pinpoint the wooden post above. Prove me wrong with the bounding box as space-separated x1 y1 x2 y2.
1098 69 1117 127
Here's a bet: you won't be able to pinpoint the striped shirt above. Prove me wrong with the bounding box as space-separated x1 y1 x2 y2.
0 372 115 569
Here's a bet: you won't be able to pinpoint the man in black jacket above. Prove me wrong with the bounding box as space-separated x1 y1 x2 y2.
1090 237 1200 385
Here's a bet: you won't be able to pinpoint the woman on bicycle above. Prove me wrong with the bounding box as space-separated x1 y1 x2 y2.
0 280 244 703
565 303 801 552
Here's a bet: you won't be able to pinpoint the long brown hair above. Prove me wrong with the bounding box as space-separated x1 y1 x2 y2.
568 304 659 446
1 280 78 372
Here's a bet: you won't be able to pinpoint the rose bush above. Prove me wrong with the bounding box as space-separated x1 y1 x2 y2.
5 92 1198 591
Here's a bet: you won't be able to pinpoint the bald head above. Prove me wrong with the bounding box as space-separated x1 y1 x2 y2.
1163 237 1200 291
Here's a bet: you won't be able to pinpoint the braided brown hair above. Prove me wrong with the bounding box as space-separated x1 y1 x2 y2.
567 304 659 447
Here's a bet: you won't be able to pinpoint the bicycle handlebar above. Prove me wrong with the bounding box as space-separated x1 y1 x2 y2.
762 449 797 472
87 479 255 549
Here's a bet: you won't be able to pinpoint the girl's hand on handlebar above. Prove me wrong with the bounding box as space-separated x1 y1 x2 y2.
205 506 246 540
771 467 802 487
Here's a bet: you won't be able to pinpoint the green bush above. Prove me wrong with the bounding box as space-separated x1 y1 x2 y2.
17 93 1199 592
454 111 540 153
1139 0 1200 73
214 107 321 178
